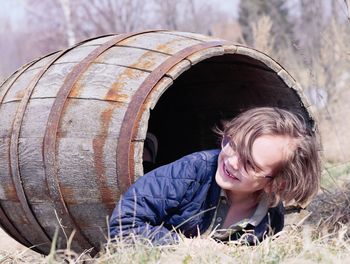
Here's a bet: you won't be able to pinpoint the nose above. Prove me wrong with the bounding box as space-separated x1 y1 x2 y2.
227 153 240 171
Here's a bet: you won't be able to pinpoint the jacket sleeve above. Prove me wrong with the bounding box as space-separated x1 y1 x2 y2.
109 154 199 245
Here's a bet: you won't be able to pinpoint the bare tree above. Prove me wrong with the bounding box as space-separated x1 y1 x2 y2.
239 0 295 49
152 0 183 30
152 0 227 35
345 0 350 22
58 0 76 46
251 15 275 55
72 0 147 39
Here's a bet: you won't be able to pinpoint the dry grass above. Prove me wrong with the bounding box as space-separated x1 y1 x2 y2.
2 205 350 264
307 183 350 236
2 180 350 263
25 226 349 263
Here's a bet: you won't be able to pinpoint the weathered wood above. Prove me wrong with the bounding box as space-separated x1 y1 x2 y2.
222 44 238 54
67 63 151 103
186 46 225 65
2 69 42 103
118 32 203 55
0 138 14 200
96 46 170 72
54 46 100 64
0 200 52 253
18 138 50 202
57 137 119 204
133 77 173 177
79 35 116 47
236 46 283 73
29 53 59 71
0 60 39 103
59 99 124 138
165 60 191 79
159 31 223 42
0 102 19 138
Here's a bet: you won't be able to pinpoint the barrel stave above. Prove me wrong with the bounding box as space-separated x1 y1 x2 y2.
67 63 150 103
2 69 41 103
31 64 76 99
97 46 169 72
79 35 117 47
118 32 204 55
54 46 100 65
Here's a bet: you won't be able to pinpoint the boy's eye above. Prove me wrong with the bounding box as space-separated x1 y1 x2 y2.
230 141 237 151
246 160 253 169
246 160 258 172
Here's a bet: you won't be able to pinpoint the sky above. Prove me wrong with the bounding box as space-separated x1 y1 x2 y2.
0 0 240 32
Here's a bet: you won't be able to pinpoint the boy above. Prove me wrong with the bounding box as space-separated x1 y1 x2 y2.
109 107 321 244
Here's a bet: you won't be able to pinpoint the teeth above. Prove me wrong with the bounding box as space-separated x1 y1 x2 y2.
223 163 239 180
224 164 234 178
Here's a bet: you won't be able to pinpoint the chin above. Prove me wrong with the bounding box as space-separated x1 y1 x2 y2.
215 170 236 190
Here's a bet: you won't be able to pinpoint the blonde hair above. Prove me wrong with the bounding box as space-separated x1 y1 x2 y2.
217 107 321 207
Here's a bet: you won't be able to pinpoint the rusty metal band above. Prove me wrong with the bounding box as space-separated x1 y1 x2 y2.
116 41 226 193
43 30 167 251
6 38 104 253
0 205 31 247
6 36 116 253
0 61 38 104
0 60 39 248
9 51 66 251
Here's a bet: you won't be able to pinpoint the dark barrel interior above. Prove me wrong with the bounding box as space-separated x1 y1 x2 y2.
147 54 312 167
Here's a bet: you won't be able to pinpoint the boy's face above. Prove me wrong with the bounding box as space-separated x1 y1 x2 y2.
215 134 293 195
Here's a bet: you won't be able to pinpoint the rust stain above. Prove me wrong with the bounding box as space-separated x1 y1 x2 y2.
105 87 129 102
104 67 138 102
137 59 156 70
3 183 18 201
155 43 173 54
105 202 116 212
129 51 157 71
117 37 132 46
155 38 184 54
15 90 25 100
60 186 77 204
93 106 117 205
56 99 72 139
69 81 82 98
56 130 67 138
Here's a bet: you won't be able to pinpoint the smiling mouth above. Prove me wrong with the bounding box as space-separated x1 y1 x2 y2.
223 163 239 180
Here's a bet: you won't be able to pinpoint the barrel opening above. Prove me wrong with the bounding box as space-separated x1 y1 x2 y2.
145 53 308 169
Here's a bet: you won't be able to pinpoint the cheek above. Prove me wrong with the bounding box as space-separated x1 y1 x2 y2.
242 177 269 190
217 151 225 166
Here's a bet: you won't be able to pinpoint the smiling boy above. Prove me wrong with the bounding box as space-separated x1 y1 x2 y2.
109 107 321 244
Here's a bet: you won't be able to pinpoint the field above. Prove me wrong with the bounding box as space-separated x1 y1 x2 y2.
1 196 350 264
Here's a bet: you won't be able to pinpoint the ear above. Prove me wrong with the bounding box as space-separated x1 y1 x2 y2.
278 181 286 190
263 182 273 193
263 180 286 193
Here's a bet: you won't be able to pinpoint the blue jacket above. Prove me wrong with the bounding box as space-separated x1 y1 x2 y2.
109 150 284 244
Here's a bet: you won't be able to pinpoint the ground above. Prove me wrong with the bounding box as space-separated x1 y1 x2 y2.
0 228 42 259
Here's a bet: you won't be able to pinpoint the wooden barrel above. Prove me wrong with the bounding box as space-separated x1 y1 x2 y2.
0 30 315 254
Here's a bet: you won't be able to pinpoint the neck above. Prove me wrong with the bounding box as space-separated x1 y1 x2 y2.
225 190 260 208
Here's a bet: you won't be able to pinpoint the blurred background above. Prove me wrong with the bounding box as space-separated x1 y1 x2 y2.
0 0 350 198
0 0 350 255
